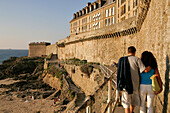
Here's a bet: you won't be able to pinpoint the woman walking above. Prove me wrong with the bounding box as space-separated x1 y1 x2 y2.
140 51 162 113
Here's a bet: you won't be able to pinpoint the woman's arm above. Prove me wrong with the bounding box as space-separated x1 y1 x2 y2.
144 66 152 73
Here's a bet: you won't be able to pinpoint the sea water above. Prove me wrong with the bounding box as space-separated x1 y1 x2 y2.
0 49 28 64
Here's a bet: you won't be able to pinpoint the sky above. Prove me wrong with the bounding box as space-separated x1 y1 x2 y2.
0 0 96 49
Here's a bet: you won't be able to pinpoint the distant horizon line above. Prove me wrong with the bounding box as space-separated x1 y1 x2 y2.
0 49 28 50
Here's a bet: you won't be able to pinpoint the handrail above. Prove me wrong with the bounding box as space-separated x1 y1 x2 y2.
75 64 118 113
103 89 117 113
100 64 118 113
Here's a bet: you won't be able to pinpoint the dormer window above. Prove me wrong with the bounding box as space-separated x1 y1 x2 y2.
90 5 93 12
76 12 79 17
79 11 82 16
86 7 89 13
94 3 96 9
94 3 98 10
82 9 86 15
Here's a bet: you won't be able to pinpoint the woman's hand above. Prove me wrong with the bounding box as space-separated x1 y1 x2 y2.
154 87 163 95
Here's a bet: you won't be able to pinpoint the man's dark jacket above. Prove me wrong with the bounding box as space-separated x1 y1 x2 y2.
117 56 133 94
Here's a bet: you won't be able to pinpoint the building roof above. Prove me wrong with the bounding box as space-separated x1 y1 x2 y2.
70 0 111 23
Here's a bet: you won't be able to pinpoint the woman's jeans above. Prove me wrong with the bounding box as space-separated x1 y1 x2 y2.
140 84 155 113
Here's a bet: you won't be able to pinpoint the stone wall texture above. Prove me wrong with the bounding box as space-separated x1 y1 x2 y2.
46 44 58 56
29 42 50 57
58 0 169 80
29 43 58 57
58 0 170 111
64 64 102 96
43 73 61 90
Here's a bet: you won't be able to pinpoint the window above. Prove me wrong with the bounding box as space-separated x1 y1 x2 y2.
105 19 108 26
106 9 108 17
121 0 126 4
94 4 96 9
85 25 87 32
128 13 130 18
133 0 137 8
121 16 125 21
73 22 77 28
89 24 91 31
112 7 115 15
109 8 111 16
89 16 91 23
99 22 100 28
121 5 126 16
93 15 95 21
118 0 119 7
112 17 115 24
128 1 130 11
82 18 87 24
108 18 111 25
133 9 137 16
118 9 119 18
96 14 98 20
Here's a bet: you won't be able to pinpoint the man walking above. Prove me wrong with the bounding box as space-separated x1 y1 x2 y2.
117 46 151 113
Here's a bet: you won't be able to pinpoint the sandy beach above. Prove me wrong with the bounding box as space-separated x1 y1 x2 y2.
0 79 62 113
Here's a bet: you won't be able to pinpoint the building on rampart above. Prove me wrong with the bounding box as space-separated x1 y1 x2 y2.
70 0 116 35
29 42 51 57
116 0 138 22
70 0 138 36
58 0 169 84
57 0 170 111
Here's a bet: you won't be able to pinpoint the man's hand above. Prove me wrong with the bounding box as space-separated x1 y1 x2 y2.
111 62 117 67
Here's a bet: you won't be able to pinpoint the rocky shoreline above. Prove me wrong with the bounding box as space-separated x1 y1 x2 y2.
0 57 62 113
0 56 86 113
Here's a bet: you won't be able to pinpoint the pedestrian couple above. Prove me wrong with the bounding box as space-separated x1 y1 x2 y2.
117 46 163 113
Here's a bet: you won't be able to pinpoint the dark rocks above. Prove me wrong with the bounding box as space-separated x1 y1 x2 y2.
0 56 57 100
80 64 94 76
0 57 44 79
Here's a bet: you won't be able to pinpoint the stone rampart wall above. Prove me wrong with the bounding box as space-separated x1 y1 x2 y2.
46 44 58 56
64 64 101 96
29 42 58 57
58 0 170 111
58 0 169 79
29 43 50 57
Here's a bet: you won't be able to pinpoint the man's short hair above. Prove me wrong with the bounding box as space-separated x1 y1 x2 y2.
128 46 136 53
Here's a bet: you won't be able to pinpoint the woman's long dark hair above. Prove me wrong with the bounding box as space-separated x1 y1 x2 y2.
141 51 158 69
